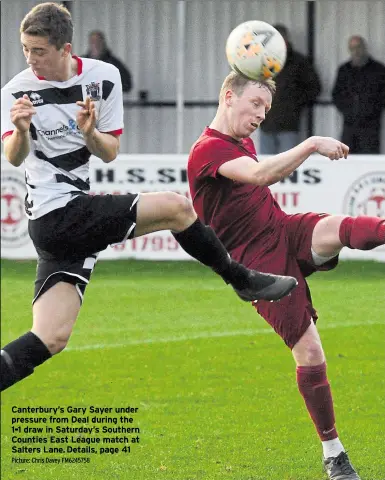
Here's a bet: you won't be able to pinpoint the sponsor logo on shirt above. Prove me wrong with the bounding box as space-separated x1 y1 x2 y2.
37 120 82 140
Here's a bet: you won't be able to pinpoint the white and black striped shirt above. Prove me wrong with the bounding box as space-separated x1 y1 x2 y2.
1 57 123 219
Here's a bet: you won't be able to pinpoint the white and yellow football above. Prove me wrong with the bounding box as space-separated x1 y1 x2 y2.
226 20 287 80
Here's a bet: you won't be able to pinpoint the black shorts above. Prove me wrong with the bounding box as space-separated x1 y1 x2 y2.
28 193 139 304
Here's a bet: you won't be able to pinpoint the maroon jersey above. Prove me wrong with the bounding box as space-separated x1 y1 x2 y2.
188 127 287 267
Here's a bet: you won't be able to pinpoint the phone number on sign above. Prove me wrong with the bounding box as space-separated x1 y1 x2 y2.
113 235 179 252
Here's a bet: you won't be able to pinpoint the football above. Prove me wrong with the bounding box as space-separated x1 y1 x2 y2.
225 20 287 80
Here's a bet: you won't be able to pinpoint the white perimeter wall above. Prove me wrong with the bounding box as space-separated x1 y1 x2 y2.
1 0 385 153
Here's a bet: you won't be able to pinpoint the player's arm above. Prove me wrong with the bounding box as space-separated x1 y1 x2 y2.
218 136 349 186
76 97 119 163
3 94 35 167
83 129 120 164
3 130 30 167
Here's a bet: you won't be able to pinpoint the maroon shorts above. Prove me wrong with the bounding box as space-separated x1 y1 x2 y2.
247 213 339 349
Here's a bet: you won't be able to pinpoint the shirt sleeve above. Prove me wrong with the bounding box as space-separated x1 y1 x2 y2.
1 87 16 142
191 138 251 179
97 65 124 135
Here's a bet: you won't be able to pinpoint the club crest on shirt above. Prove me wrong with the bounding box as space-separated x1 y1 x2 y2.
85 81 101 101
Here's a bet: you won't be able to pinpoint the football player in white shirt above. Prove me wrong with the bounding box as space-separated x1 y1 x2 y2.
0 2 297 392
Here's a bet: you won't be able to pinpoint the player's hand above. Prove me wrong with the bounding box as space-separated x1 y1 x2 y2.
10 94 36 133
313 136 349 160
76 96 97 136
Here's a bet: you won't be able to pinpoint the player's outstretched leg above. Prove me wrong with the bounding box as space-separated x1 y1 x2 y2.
172 218 298 302
135 192 298 302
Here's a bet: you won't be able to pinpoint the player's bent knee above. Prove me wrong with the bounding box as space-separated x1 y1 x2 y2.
45 334 70 355
34 327 73 355
166 193 196 231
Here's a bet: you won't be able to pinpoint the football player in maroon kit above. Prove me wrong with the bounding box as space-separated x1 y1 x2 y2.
188 71 385 480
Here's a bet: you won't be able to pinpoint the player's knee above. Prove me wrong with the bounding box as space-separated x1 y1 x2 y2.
293 336 325 366
164 192 196 230
303 344 325 366
44 333 71 355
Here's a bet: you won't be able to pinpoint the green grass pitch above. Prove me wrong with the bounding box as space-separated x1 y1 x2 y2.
1 259 384 480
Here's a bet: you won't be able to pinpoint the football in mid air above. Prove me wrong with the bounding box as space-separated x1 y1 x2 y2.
225 20 287 80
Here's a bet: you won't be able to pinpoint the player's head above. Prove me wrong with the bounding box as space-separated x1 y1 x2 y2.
348 35 368 66
218 71 275 138
87 30 108 59
20 2 73 80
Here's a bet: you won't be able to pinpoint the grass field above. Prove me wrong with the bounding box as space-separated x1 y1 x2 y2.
1 259 384 480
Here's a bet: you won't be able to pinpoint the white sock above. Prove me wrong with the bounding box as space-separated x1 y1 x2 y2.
322 437 345 458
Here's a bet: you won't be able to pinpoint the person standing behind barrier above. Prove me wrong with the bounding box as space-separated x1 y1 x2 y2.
259 24 321 154
332 35 385 154
83 30 133 93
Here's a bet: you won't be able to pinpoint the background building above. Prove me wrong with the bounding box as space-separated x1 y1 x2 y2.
2 0 385 153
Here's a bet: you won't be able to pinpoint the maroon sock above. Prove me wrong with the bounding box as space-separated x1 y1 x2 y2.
339 216 385 250
296 362 338 441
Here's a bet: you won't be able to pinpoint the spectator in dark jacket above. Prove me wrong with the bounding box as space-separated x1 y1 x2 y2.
332 35 385 154
259 24 321 154
83 30 132 93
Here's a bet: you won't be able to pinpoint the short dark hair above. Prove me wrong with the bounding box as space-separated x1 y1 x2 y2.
20 2 73 49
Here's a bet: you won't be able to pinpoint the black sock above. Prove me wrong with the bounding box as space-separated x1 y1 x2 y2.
172 219 249 288
0 332 51 391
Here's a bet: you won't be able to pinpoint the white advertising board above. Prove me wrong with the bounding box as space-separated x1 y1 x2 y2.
1 154 384 262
